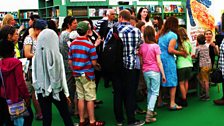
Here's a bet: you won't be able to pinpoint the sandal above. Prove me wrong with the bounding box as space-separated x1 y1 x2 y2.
145 110 156 123
169 104 182 111
152 111 157 117
90 121 105 126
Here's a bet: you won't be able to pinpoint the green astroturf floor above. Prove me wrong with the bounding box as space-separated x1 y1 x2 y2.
32 81 224 126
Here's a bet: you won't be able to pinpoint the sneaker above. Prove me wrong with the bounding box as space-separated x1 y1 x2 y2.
117 122 123 126
209 82 217 86
128 120 145 126
199 94 206 99
200 96 210 101
73 123 79 126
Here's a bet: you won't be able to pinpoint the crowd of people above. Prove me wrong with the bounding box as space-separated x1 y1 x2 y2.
0 7 224 126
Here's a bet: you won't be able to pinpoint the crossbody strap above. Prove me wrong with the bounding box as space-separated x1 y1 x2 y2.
0 60 7 99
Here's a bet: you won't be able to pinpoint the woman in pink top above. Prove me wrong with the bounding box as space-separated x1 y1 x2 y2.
139 26 166 124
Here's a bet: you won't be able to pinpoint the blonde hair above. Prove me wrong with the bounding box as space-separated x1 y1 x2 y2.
2 14 14 27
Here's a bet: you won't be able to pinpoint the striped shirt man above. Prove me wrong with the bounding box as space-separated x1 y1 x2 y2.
104 22 142 69
68 37 98 80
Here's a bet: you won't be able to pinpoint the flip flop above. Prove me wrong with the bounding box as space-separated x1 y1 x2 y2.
169 104 183 111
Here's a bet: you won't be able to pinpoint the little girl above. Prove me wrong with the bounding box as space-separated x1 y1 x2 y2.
195 34 212 101
139 26 166 123
176 27 193 107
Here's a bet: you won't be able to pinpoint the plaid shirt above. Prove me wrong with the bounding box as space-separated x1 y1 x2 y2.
104 22 142 69
219 41 224 77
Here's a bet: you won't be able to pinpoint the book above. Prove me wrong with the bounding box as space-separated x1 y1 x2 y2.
155 5 162 13
19 58 30 73
177 5 184 13
147 5 153 13
173 5 178 13
67 9 72 16
164 5 171 13
89 8 96 17
164 5 181 13
98 8 106 17
73 9 87 16
56 9 60 17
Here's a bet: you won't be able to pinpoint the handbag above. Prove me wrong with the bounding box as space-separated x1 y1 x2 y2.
6 99 29 120
0 64 29 121
210 68 222 83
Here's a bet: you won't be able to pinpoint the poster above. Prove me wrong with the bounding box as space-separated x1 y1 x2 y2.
186 0 215 54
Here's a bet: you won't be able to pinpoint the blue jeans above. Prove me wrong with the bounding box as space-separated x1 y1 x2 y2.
143 71 160 111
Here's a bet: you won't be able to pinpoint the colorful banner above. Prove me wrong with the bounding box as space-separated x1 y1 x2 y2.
186 0 215 54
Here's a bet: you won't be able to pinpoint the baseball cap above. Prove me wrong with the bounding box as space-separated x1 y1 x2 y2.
76 21 89 34
33 19 47 30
